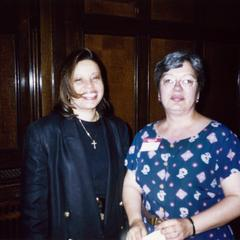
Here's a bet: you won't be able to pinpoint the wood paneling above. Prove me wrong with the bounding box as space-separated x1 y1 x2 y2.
200 42 240 135
40 0 54 116
85 34 136 131
0 0 33 168
0 35 17 149
151 0 195 23
199 0 240 30
149 38 196 123
84 0 137 17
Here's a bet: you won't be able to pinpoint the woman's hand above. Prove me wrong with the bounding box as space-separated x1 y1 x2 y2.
155 218 193 240
126 219 147 240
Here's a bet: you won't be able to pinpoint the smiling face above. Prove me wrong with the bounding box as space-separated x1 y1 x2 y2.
70 59 104 115
158 61 199 115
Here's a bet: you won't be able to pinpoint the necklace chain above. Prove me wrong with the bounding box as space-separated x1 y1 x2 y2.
79 119 97 150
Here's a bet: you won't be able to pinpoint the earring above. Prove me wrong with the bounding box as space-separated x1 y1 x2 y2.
196 98 199 103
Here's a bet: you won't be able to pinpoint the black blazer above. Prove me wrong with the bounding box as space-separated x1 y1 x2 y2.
21 112 130 240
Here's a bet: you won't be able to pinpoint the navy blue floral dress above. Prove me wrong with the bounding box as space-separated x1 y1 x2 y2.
125 121 240 239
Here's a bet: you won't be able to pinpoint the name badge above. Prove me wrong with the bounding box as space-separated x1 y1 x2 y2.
140 138 161 152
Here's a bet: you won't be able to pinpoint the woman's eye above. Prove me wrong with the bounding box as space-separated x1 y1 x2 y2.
92 75 101 81
163 79 170 83
74 78 82 82
183 79 194 85
182 79 189 84
163 78 174 84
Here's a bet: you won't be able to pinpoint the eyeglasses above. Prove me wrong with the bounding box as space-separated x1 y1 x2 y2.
161 78 197 89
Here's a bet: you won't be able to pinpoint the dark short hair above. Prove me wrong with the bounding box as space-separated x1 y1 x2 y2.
55 48 110 118
154 51 206 91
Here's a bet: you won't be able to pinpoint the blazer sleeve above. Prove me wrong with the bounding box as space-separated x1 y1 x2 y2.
121 123 130 158
21 122 49 240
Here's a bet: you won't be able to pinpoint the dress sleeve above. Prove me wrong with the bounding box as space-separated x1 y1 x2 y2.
216 128 240 181
21 122 49 239
124 131 142 171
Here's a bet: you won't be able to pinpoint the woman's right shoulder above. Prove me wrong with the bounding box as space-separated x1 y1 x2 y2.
137 121 158 134
26 112 64 134
132 121 159 142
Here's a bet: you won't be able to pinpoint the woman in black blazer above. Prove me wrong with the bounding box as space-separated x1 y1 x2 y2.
21 48 130 240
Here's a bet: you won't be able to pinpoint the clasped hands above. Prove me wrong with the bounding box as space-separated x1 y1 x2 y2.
126 218 193 240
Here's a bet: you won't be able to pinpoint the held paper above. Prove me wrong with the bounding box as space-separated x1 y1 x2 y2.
142 230 166 240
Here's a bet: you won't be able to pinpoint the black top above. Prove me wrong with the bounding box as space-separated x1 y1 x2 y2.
76 117 108 198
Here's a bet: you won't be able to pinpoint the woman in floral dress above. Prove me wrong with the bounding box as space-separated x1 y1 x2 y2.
123 51 240 240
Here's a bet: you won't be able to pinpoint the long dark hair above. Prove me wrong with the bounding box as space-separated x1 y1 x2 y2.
54 48 111 118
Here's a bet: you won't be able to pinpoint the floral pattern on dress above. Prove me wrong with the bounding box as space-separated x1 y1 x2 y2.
125 121 240 239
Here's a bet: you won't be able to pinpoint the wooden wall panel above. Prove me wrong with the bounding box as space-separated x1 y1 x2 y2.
0 35 17 150
84 0 137 17
40 0 54 116
199 0 240 30
85 34 136 131
0 0 33 169
149 38 196 123
151 0 195 23
200 42 240 135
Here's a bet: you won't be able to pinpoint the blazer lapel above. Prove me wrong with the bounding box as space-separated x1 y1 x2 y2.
102 118 119 224
61 117 90 173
